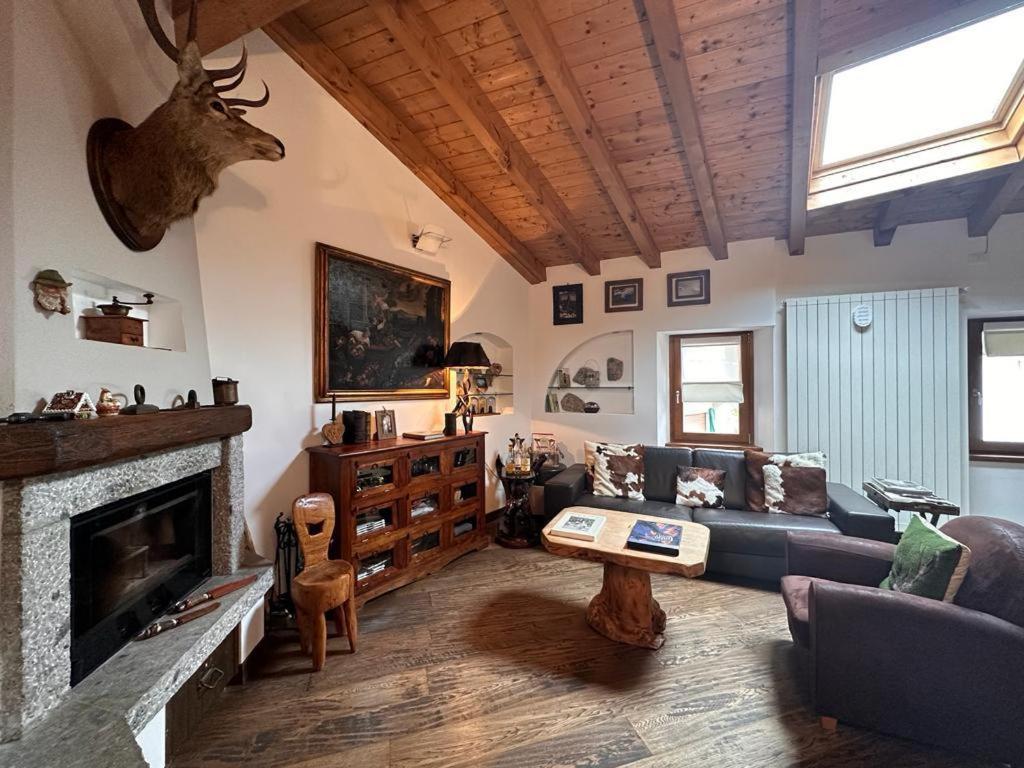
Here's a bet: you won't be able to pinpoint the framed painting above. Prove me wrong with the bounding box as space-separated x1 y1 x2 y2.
604 278 643 312
552 283 584 325
667 269 711 307
314 242 450 402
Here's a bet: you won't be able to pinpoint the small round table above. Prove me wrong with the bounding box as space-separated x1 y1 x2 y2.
496 468 537 548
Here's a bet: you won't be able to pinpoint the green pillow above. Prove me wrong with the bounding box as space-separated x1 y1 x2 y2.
880 515 971 601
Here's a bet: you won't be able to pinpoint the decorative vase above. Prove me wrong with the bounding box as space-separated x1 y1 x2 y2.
462 410 474 433
444 413 458 436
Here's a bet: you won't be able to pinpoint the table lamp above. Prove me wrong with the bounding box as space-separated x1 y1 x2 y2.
443 341 491 434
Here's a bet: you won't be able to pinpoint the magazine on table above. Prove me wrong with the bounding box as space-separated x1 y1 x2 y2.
626 520 683 557
550 511 606 541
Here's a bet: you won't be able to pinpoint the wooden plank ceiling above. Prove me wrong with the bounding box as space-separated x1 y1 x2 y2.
230 0 1024 280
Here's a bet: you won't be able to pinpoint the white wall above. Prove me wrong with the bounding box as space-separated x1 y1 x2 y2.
194 32 532 556
529 215 1024 519
7 1 211 413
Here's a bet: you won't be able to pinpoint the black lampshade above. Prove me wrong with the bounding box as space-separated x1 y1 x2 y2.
443 341 491 369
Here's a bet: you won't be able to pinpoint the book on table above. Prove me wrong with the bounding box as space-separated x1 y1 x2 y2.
626 520 683 557
550 511 606 541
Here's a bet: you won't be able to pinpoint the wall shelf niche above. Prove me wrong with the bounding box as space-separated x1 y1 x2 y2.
450 331 514 417
545 331 634 415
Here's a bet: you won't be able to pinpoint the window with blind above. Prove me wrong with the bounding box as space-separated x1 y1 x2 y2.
668 332 754 446
968 317 1024 459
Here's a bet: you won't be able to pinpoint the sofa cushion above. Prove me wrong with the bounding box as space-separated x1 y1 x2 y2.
764 465 828 516
693 507 839 557
745 450 828 512
692 449 746 510
942 516 1024 627
573 493 693 522
880 515 972 602
676 466 726 508
586 442 645 500
643 445 692 503
780 574 825 648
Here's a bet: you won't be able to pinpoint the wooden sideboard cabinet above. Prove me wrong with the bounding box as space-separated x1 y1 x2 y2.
307 432 489 604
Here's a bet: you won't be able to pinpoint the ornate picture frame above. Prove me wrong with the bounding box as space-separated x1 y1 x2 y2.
314 242 450 402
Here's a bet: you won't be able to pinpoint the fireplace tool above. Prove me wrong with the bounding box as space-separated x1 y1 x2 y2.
135 601 220 641
269 513 300 623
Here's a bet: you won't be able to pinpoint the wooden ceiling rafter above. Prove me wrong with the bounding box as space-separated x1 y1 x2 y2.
872 194 909 246
968 162 1024 237
788 0 821 256
263 12 546 284
367 0 604 276
503 0 663 268
639 0 729 260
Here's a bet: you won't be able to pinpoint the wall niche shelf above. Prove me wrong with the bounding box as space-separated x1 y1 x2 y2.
451 331 514 416
545 331 634 414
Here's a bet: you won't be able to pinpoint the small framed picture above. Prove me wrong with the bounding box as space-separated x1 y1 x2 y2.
667 269 711 307
604 278 643 312
552 284 583 325
375 408 397 440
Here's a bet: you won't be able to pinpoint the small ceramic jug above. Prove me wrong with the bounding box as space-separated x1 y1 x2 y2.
95 388 128 417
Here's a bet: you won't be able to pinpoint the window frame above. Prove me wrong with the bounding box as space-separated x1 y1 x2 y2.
967 316 1024 462
668 331 755 447
808 11 1024 210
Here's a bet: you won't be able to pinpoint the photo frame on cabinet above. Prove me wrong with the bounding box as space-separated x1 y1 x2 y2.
604 278 644 312
667 269 711 307
375 408 397 440
552 284 584 325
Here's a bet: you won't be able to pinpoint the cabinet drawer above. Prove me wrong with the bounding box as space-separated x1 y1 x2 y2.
166 628 239 757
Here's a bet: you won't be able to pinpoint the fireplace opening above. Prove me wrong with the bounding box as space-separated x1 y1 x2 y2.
70 471 212 685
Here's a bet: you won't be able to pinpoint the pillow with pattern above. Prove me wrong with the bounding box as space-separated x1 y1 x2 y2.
763 464 828 516
675 466 725 508
587 441 645 500
745 450 827 512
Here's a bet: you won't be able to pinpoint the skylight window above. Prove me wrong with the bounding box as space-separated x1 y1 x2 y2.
820 6 1024 166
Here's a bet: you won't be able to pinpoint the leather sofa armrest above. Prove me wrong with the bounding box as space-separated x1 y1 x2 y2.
786 531 895 586
826 482 896 542
544 463 587 517
809 581 1024 764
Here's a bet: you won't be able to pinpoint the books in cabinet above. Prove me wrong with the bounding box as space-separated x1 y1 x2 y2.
550 511 605 541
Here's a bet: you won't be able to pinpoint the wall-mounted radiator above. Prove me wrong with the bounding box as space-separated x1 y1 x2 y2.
785 287 962 505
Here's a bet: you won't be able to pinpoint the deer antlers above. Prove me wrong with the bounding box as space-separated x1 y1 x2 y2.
136 0 269 109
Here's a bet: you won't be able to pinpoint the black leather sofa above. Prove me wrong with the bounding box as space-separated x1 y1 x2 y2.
544 446 896 581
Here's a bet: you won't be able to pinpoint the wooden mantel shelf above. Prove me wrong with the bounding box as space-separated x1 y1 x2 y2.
0 405 252 481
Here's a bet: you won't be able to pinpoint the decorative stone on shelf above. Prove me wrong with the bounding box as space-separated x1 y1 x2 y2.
561 393 585 412
607 357 624 381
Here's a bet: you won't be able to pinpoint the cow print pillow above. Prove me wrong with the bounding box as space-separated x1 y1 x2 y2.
675 466 726 508
763 464 828 516
589 442 645 501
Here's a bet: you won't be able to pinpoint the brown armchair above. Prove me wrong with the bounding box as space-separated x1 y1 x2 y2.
782 517 1024 766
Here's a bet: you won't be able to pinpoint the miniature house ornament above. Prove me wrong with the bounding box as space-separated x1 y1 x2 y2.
32 270 73 315
42 390 95 419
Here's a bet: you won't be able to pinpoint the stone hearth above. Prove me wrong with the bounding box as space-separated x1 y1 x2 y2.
0 434 249 742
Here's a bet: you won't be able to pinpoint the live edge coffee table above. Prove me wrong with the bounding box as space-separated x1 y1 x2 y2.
542 507 710 649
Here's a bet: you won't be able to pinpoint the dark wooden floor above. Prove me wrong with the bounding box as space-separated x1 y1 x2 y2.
172 545 992 768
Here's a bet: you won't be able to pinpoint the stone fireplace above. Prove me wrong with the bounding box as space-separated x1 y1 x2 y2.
0 407 269 760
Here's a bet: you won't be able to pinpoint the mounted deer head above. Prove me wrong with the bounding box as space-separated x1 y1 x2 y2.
87 0 285 251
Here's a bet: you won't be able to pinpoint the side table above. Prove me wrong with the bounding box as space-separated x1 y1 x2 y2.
496 467 537 548
863 477 960 529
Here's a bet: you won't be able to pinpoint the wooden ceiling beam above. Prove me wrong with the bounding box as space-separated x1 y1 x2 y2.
639 0 729 260
787 0 821 256
505 0 662 269
366 0 602 276
873 195 909 246
263 13 547 284
173 0 309 55
967 162 1024 237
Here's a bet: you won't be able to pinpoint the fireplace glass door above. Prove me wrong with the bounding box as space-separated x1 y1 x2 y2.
70 471 212 685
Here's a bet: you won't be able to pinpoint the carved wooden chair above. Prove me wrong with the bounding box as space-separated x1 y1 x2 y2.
291 493 357 670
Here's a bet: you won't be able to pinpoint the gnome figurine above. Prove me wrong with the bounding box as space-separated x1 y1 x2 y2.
32 270 73 315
